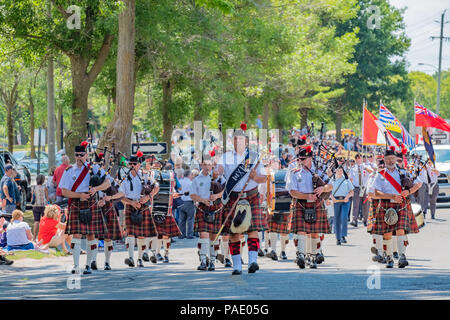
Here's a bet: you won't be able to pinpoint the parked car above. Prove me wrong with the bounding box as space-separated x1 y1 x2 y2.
0 149 32 211
414 145 450 206
12 150 64 175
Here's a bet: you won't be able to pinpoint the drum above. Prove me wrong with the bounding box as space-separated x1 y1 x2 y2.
411 203 425 229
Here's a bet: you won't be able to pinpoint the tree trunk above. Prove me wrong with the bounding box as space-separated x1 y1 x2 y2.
272 100 281 130
244 103 250 124
56 80 63 151
28 87 36 158
0 77 19 153
16 106 28 145
193 89 203 122
6 103 14 152
162 78 174 157
48 56 56 168
97 0 135 159
300 107 308 129
263 101 269 129
336 108 343 143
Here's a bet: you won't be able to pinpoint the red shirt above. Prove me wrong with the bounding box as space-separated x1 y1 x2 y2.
53 163 69 196
38 216 59 244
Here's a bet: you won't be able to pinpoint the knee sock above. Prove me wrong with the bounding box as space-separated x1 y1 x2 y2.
247 237 259 265
92 238 98 263
269 232 277 252
258 231 263 247
222 239 230 260
125 236 135 260
210 239 219 264
155 238 162 256
150 237 158 256
71 238 81 269
137 238 146 260
163 238 171 256
373 234 383 254
86 239 97 267
311 237 319 255
280 235 288 252
198 238 209 264
264 231 270 250
104 240 113 264
230 241 242 271
293 234 299 253
240 238 246 253
306 236 312 255
392 235 398 253
397 235 407 256
297 234 306 255
144 237 151 256
383 238 393 257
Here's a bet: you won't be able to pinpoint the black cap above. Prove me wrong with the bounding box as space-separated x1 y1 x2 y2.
75 145 86 153
297 146 313 159
385 147 397 157
129 156 139 163
5 164 13 171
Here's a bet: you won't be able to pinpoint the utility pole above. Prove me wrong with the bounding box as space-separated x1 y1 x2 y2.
431 9 450 115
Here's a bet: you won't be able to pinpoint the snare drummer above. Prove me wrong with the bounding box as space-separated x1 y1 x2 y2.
372 147 422 268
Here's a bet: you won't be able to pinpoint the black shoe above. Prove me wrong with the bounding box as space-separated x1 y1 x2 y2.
171 239 176 243
341 237 347 244
156 253 163 261
142 252 150 262
258 249 265 257
225 258 232 268
280 251 287 260
90 261 97 270
316 252 324 264
264 249 268 255
336 240 341 245
125 257 135 267
386 256 394 268
197 261 207 270
163 255 169 263
393 252 399 260
150 254 157 264
208 262 215 271
372 254 384 263
431 215 435 220
71 266 80 274
363 222 367 227
381 253 387 264
248 262 259 273
138 259 144 267
0 255 13 265
232 269 242 275
206 256 210 267
309 257 317 269
398 254 408 268
104 262 111 270
217 253 225 264
83 265 92 274
350 221 357 227
371 246 378 255
296 253 306 269
266 250 278 261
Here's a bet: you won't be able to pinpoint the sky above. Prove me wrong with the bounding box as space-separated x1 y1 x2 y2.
388 0 449 75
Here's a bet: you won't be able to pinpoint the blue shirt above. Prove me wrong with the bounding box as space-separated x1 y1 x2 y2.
289 168 314 194
373 168 401 195
0 175 20 205
330 177 354 197
58 162 91 193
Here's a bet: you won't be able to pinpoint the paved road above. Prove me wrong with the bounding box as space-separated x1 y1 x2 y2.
2 209 450 300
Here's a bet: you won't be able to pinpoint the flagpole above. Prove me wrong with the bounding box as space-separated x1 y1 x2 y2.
362 99 365 149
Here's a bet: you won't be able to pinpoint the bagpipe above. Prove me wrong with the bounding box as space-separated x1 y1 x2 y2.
84 122 108 191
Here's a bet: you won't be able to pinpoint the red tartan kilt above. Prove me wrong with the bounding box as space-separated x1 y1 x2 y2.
154 213 181 237
65 198 106 237
124 204 157 237
371 199 420 235
267 211 292 234
194 202 223 234
290 199 331 234
222 189 267 235
367 201 376 234
100 201 123 240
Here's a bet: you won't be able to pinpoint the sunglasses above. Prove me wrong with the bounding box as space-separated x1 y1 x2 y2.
129 162 139 166
75 153 86 157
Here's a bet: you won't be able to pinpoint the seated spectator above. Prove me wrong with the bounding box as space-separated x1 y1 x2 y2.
6 210 35 251
0 217 8 248
31 174 49 242
37 205 71 254
0 247 13 265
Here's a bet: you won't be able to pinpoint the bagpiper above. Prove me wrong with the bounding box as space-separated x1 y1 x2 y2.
59 142 111 274
288 145 332 269
191 155 224 271
371 146 422 268
216 125 268 275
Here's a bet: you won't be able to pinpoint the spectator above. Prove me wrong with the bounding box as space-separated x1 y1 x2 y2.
1 164 20 216
280 152 288 168
6 210 35 251
178 170 195 239
0 217 8 248
53 155 70 203
0 247 13 265
330 167 354 245
47 166 57 203
37 205 71 254
31 174 49 242
256 114 263 129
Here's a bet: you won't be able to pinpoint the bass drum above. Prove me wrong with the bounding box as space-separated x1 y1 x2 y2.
411 203 425 229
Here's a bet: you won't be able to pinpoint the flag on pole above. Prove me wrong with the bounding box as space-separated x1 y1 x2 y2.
399 121 415 150
379 104 402 133
375 119 400 149
415 104 450 132
362 107 386 146
422 127 436 166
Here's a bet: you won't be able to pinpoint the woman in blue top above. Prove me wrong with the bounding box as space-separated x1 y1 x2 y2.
330 166 354 245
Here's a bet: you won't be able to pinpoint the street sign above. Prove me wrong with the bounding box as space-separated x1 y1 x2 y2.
132 142 167 155
431 134 447 140
34 129 46 146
